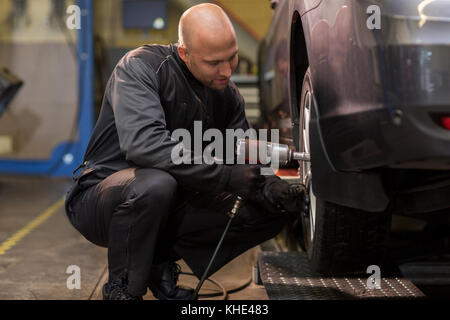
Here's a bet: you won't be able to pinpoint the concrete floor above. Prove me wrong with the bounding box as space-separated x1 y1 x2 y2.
1 174 448 300
0 175 106 299
90 249 269 300
0 175 269 300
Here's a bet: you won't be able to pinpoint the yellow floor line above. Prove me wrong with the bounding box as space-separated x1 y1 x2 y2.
0 196 65 256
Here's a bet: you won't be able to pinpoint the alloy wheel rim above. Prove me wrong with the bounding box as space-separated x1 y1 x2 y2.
302 91 317 245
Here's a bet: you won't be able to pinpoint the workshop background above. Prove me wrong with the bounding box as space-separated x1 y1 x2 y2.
0 0 275 300
0 0 269 176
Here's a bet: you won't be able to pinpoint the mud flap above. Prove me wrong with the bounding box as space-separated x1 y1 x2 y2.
309 95 390 212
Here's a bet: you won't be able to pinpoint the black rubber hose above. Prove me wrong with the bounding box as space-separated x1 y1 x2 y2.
191 216 234 300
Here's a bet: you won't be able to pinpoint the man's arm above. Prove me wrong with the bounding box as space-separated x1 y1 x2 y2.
110 55 231 194
223 81 304 213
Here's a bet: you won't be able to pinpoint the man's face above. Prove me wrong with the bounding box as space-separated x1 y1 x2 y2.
179 38 239 91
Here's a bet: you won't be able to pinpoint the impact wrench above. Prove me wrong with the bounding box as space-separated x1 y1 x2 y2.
191 139 311 300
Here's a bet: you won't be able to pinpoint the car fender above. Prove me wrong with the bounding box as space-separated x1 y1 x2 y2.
310 93 390 212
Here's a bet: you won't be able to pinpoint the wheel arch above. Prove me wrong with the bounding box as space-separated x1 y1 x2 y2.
290 11 309 151
290 12 390 213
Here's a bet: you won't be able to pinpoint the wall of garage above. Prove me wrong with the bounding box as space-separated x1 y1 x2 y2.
214 0 273 41
93 0 274 74
0 0 78 161
0 0 273 167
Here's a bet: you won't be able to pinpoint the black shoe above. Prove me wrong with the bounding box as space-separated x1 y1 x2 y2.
102 279 143 301
149 262 195 300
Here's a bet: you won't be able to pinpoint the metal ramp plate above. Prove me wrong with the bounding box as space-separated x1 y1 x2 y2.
258 252 425 300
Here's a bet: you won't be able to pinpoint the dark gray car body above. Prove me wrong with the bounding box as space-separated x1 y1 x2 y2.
259 0 450 213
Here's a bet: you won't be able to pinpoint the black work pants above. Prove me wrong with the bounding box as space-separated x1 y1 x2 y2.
65 167 286 297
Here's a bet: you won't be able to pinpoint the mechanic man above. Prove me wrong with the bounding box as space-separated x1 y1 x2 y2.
64 3 301 300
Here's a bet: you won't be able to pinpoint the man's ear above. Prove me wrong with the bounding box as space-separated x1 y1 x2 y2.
178 45 189 64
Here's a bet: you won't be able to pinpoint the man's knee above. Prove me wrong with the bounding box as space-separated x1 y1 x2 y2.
131 168 179 206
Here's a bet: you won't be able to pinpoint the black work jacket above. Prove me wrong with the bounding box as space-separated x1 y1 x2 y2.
75 44 249 194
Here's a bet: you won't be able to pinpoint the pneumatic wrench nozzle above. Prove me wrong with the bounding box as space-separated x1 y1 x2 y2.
236 138 311 164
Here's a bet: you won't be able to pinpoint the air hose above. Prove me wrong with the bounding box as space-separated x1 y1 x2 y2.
191 196 244 300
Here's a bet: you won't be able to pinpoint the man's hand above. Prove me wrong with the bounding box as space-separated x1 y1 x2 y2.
263 176 305 213
225 165 266 198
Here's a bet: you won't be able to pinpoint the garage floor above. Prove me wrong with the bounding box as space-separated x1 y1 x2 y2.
1 175 449 300
0 175 269 300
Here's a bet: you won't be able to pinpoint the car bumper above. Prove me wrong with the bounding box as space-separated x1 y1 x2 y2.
321 101 450 171
319 3 450 171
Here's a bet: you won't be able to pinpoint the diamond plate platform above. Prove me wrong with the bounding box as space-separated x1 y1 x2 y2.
258 252 425 300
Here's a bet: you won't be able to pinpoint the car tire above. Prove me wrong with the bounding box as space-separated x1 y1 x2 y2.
298 68 392 275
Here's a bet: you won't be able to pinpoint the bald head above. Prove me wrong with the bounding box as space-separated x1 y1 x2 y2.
177 4 239 90
178 3 237 52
